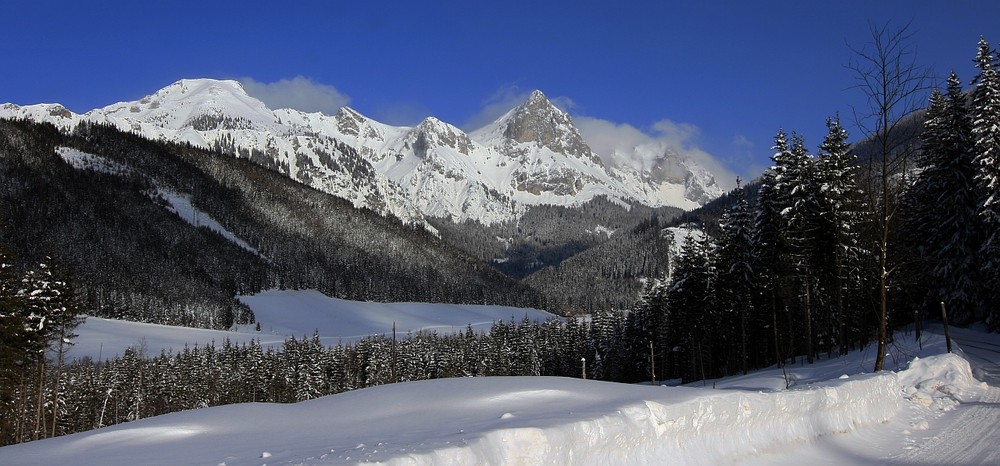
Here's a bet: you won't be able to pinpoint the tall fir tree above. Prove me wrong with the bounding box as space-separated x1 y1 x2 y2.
971 36 1000 329
816 115 867 354
715 181 758 373
666 233 716 382
907 72 981 324
752 130 795 366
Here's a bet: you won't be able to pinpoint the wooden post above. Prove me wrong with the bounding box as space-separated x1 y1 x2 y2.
391 321 397 382
580 357 586 379
650 342 656 385
940 302 952 354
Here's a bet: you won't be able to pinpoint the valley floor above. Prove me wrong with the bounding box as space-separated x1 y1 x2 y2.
1 302 997 465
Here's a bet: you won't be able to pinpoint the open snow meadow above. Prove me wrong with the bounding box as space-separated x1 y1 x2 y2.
64 289 557 362
1 289 998 465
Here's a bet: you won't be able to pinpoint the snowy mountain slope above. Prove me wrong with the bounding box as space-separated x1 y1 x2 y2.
1 80 723 225
2 80 428 227
3 324 996 465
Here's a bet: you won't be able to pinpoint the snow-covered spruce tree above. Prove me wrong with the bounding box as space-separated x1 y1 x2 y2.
666 233 717 382
589 307 626 381
623 275 668 383
752 131 796 367
816 116 868 354
779 133 825 363
905 73 982 324
0 247 28 445
971 36 1000 329
16 259 84 440
715 180 757 374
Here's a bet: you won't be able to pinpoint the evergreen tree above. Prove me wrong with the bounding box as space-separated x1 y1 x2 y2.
781 133 823 363
816 116 867 354
0 247 28 442
624 276 668 383
715 181 756 373
907 73 981 323
666 233 716 382
752 131 795 366
971 37 1000 328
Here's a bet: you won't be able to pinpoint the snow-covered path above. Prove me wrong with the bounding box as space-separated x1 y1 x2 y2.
890 385 1000 465
888 326 1000 465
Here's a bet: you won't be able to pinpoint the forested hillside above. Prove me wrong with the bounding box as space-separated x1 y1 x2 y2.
0 119 541 329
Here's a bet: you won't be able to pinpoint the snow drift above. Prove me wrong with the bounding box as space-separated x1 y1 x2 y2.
0 373 902 465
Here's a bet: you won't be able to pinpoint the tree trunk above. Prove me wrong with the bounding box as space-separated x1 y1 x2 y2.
34 358 45 441
804 272 814 364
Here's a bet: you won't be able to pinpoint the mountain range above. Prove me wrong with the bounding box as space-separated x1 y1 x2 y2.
0 79 723 226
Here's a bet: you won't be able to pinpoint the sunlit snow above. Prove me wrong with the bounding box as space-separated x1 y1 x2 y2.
4 319 998 465
68 289 556 361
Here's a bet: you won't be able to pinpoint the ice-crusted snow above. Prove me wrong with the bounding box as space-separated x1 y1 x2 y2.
1 79 724 226
4 316 997 465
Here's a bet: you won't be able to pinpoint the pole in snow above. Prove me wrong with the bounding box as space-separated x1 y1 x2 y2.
940 302 953 354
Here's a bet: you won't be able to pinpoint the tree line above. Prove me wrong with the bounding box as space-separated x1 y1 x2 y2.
634 32 1000 382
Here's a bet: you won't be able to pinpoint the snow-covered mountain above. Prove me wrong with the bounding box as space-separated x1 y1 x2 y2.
0 79 724 225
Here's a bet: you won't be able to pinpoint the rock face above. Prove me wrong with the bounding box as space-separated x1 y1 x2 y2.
501 90 598 164
0 79 724 226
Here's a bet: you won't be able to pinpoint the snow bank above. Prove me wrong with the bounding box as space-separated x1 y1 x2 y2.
897 353 989 412
385 374 902 465
0 374 903 466
7 325 999 465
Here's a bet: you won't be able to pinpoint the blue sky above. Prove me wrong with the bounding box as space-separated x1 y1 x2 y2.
2 1 997 184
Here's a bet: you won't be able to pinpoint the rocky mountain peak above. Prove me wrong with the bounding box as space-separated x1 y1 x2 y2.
502 90 599 164
411 117 474 156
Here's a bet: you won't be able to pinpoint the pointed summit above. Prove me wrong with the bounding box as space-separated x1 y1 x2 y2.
500 90 598 163
410 116 475 156
525 89 549 105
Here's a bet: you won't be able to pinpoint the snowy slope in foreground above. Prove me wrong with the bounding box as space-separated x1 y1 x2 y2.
9 327 997 465
67 289 555 360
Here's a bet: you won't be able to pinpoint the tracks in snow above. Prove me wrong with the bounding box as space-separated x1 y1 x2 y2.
889 329 1000 465
889 385 1000 465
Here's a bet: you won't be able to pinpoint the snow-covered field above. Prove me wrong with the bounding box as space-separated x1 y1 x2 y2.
7 293 1000 465
67 289 556 361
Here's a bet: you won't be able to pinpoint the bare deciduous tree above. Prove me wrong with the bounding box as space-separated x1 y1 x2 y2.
846 21 931 371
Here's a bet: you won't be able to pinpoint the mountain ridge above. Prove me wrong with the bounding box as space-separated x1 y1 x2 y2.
0 78 724 225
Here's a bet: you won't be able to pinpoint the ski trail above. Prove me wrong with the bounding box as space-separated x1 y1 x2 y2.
889 386 1000 465
890 328 1000 465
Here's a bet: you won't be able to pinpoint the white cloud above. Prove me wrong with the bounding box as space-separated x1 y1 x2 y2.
461 85 578 131
575 116 737 191
462 85 530 131
732 133 754 149
240 76 350 114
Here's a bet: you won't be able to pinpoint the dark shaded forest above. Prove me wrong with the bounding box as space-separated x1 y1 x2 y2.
0 118 542 330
